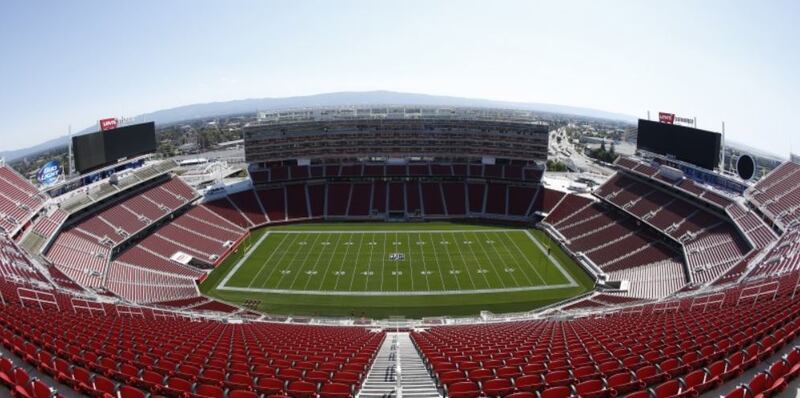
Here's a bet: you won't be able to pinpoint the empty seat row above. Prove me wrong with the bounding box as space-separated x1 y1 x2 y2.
249 163 543 183
207 181 543 226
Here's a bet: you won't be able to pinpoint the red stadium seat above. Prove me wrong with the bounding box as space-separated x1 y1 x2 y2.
544 370 573 387
118 385 147 398
786 348 800 380
636 365 667 386
287 380 318 398
458 361 481 372
574 379 615 398
447 381 481 398
482 378 515 397
651 379 696 398
175 364 201 381
318 363 340 373
496 366 522 379
197 368 225 385
514 374 545 393
573 365 602 382
87 374 117 398
745 372 770 398
228 390 259 398
256 377 286 395
192 383 225 398
522 363 547 376
277 368 304 382
332 371 360 388
136 369 166 391
539 386 574 398
52 358 77 388
31 379 57 398
598 361 626 377
438 370 466 386
306 370 332 384
762 361 789 397
659 358 687 378
720 354 745 381
681 369 719 394
506 393 537 398
163 376 194 397
12 367 33 398
225 373 253 390
35 351 56 377
319 382 353 398
680 352 703 371
741 344 760 370
607 372 644 395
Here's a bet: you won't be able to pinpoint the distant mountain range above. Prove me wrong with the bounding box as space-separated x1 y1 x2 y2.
1 91 636 161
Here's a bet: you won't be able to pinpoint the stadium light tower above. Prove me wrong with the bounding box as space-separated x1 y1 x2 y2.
67 125 75 176
720 121 726 172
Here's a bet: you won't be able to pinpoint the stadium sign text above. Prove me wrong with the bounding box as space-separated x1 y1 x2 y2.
674 116 695 126
658 112 675 124
99 117 118 131
36 160 61 187
658 112 695 127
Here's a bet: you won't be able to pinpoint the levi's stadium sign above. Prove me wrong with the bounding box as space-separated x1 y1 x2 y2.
658 112 675 124
658 112 695 127
99 117 118 131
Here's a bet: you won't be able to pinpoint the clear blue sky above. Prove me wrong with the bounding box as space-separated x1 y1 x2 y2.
1 0 798 156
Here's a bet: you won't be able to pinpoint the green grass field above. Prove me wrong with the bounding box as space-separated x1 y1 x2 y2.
201 222 594 318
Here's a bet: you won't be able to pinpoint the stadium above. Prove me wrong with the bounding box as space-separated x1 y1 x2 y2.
0 103 797 398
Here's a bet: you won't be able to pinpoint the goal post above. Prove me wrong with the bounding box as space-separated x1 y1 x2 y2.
231 233 254 264
242 233 253 253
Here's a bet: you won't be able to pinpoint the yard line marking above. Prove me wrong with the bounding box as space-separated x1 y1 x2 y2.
278 233 322 288
255 233 303 288
500 231 547 285
472 231 508 289
437 232 464 290
345 233 365 291
330 233 353 291
492 230 536 286
450 231 479 289
310 233 343 290
390 232 398 291
380 233 388 291
482 231 522 287
246 233 293 288
464 231 495 288
363 233 377 290
291 232 331 289
495 231 533 286
407 233 428 291
426 231 451 290
395 234 406 292
412 233 429 290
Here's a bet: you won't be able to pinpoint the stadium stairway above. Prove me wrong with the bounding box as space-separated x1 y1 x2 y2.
359 332 440 398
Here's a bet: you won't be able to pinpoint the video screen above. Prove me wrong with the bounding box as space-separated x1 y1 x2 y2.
72 122 156 174
637 119 721 170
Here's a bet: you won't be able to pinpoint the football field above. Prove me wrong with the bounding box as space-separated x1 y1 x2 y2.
202 223 594 318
